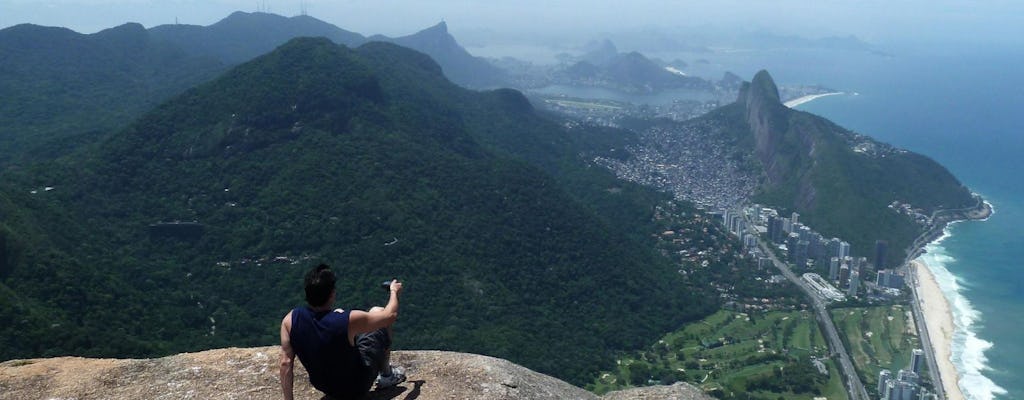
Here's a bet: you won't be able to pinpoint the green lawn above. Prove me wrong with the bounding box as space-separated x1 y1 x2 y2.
591 310 850 399
830 305 921 391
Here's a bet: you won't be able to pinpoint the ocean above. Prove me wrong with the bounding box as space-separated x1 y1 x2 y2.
793 46 1024 400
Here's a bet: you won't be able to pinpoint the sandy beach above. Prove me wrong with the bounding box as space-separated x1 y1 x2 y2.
913 259 966 400
783 92 843 108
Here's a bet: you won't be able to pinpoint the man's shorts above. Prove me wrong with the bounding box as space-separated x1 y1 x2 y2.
355 328 391 376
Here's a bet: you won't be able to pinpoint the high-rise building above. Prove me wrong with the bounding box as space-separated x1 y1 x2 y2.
786 233 800 260
878 369 893 397
896 380 918 400
839 241 851 259
828 238 842 258
839 265 851 286
893 274 904 288
829 257 841 281
848 270 860 296
768 217 784 243
884 380 896 400
877 269 906 289
875 240 889 270
897 369 919 384
877 269 891 286
797 225 812 241
795 240 810 268
743 233 758 252
791 211 800 226
810 235 826 260
910 348 924 374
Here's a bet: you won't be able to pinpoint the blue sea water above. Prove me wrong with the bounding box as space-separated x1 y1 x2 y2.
793 47 1024 400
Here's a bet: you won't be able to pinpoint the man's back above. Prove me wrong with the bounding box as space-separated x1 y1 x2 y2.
289 307 373 398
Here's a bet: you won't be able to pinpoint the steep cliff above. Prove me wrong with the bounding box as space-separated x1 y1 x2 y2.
737 70 816 208
0 347 711 400
703 70 977 258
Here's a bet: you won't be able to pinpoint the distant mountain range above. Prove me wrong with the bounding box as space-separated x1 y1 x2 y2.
0 12 508 166
551 39 712 93
148 11 365 64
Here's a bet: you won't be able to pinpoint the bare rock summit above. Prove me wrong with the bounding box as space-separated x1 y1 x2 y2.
0 346 711 400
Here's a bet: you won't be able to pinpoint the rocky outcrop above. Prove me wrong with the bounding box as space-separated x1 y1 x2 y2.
0 347 712 400
737 70 794 187
600 383 711 400
736 70 821 210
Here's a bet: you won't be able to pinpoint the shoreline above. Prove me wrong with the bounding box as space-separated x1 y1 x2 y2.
912 258 965 400
783 92 844 108
904 198 991 400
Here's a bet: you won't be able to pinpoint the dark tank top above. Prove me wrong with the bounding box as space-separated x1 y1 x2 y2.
290 307 373 398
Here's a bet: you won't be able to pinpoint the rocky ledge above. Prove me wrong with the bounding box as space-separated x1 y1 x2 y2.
0 347 711 400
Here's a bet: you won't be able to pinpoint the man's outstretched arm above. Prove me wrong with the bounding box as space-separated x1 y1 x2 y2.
279 311 296 400
348 280 402 339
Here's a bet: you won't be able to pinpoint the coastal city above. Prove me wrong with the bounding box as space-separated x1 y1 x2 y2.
557 88 982 400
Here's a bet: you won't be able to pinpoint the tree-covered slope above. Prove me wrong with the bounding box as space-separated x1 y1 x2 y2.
0 13 505 168
702 70 977 259
0 38 711 385
0 22 225 165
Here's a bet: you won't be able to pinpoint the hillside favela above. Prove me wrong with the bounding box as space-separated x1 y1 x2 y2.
1 2 1021 400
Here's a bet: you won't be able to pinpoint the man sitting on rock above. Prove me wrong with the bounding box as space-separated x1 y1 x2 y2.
280 264 406 399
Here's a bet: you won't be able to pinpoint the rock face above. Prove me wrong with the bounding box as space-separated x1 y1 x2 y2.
737 70 796 189
0 347 712 400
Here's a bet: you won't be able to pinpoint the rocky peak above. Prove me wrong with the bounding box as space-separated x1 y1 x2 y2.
0 347 712 400
736 70 796 186
426 20 448 34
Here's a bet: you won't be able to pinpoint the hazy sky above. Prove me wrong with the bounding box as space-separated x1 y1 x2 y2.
2 0 1022 48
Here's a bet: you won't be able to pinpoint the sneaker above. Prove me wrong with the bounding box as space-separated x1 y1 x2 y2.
376 365 406 389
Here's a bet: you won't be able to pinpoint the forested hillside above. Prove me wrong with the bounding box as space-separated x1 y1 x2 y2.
703 70 977 259
0 22 224 165
0 38 716 385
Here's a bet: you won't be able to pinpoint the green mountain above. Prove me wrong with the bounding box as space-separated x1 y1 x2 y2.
0 22 225 165
557 41 711 93
0 38 713 385
148 11 365 64
0 13 511 168
707 70 978 260
369 21 507 88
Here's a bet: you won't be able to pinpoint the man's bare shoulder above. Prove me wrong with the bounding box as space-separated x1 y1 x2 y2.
281 310 293 328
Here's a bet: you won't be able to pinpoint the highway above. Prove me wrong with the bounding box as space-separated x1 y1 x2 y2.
745 218 870 400
906 262 947 400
